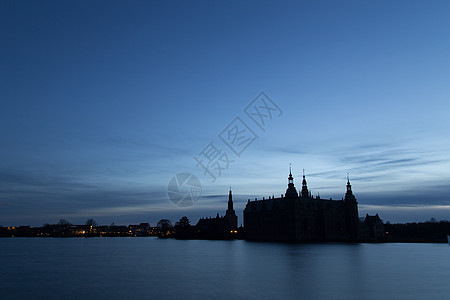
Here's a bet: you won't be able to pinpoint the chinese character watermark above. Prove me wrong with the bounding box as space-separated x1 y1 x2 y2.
245 91 283 131
193 142 235 182
194 91 282 183
219 117 258 157
168 91 282 206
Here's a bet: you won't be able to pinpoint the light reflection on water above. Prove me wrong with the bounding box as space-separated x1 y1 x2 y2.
0 238 449 299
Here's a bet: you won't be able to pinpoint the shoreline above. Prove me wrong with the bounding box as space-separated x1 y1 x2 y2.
1 235 448 244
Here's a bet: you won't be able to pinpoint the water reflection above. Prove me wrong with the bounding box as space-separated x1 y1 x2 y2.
0 238 449 299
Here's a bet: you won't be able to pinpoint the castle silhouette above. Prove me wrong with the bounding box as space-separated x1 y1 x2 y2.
194 189 238 239
243 169 359 242
172 169 385 242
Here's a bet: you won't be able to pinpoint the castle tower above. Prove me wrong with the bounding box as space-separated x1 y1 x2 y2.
225 188 237 231
344 174 356 202
226 188 235 216
285 166 298 198
300 169 309 198
344 174 359 240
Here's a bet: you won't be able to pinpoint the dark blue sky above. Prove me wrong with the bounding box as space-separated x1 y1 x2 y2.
1 0 450 226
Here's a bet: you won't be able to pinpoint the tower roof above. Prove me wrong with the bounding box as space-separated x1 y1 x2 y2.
345 174 356 202
285 165 298 198
301 169 309 198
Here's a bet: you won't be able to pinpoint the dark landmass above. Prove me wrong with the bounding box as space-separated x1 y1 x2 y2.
0 222 159 238
2 218 449 243
385 220 450 243
1 189 448 243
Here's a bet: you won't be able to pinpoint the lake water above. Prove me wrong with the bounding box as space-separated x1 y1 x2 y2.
0 238 449 299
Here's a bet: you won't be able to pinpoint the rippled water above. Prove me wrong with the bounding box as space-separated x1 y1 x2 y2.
0 238 449 299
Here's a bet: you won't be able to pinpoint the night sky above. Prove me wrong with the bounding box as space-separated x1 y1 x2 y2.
1 0 450 226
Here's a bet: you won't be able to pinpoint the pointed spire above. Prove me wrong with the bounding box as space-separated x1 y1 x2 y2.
288 164 294 183
346 173 352 193
285 165 298 198
345 173 356 202
227 187 235 216
301 169 309 198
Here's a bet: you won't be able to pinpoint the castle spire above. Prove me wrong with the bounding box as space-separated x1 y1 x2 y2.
344 174 356 203
285 165 298 198
346 173 352 193
288 164 294 185
226 188 235 216
301 169 309 198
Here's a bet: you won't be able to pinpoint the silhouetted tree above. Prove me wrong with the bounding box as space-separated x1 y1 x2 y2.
157 219 172 237
157 219 172 228
58 219 71 226
85 219 98 227
179 216 190 227
174 216 194 238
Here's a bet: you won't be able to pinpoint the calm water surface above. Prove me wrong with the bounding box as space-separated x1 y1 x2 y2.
0 238 449 299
